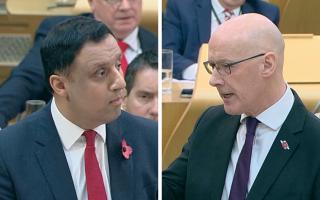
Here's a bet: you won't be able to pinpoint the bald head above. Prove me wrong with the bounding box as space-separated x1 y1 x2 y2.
208 13 287 116
209 13 284 69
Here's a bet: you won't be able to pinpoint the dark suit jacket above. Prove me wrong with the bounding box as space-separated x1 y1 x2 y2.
0 14 157 128
163 91 320 199
162 0 280 79
0 104 157 200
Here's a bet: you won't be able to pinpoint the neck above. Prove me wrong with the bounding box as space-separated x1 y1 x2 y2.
217 0 239 11
250 81 287 116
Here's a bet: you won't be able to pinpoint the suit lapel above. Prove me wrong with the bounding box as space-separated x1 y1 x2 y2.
204 115 240 199
241 2 255 14
195 0 211 44
107 115 134 200
247 93 305 200
33 106 77 200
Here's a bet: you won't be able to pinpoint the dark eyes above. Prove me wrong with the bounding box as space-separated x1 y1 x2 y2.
96 68 106 77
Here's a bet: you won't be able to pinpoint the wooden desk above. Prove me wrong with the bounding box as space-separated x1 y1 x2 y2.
7 0 80 16
162 82 193 149
0 66 13 84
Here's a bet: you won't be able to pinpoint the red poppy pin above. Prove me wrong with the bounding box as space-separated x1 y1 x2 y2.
121 139 133 159
280 140 290 150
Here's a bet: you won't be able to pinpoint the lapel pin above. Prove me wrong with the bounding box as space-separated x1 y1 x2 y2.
280 140 290 150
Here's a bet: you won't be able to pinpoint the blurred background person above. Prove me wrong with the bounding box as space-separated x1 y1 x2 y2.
123 49 158 120
0 0 157 129
163 0 279 80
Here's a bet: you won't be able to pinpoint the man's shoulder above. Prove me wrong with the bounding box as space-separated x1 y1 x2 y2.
116 111 157 132
138 27 157 50
0 106 51 147
37 13 93 34
245 0 279 13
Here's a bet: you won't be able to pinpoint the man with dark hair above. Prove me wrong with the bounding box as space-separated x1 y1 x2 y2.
0 16 157 200
163 0 280 80
0 0 157 129
123 49 158 120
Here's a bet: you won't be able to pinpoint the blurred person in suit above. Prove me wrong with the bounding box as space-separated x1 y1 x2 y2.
0 16 157 200
0 0 157 129
163 0 279 80
123 49 158 121
163 13 320 200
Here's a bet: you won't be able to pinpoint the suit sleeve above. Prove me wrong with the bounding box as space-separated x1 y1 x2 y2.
312 168 320 199
0 148 15 199
162 108 212 199
162 0 195 80
0 17 62 128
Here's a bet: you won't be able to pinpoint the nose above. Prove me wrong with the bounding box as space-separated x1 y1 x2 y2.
118 0 131 10
149 96 158 120
110 67 126 92
209 70 224 87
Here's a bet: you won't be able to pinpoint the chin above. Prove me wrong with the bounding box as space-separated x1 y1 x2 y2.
97 109 121 125
223 105 241 116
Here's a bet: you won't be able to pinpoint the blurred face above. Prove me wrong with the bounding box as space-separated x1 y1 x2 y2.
59 35 126 129
124 68 158 120
89 0 142 39
208 40 265 116
218 0 245 10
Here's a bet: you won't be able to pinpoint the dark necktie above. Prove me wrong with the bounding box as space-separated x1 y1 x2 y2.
83 130 107 200
117 40 129 75
223 9 235 21
229 117 259 200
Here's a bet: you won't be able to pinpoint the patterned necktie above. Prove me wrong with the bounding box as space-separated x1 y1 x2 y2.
229 117 259 200
83 130 107 200
223 9 235 21
117 41 129 75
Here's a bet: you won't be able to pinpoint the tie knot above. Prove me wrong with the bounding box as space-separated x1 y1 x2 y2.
246 117 259 136
117 40 129 52
83 130 97 147
223 9 234 21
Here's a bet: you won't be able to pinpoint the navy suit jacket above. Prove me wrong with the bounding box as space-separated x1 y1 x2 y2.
162 0 280 79
0 104 157 200
0 14 157 128
163 91 320 199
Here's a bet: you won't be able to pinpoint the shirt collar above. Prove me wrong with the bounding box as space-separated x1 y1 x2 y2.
51 98 106 150
122 27 140 53
212 0 241 16
240 84 294 131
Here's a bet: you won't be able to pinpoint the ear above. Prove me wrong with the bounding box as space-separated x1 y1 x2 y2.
49 74 69 98
261 52 276 77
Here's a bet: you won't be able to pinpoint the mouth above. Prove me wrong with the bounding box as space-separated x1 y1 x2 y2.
116 16 133 21
220 92 234 100
110 95 124 106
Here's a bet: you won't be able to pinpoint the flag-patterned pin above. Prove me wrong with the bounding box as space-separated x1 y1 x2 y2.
280 140 290 150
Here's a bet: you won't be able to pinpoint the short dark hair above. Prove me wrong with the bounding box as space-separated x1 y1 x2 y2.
125 49 158 95
40 16 113 92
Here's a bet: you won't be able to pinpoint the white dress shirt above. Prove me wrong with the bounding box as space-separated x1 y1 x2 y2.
210 0 241 34
51 98 112 200
122 27 142 64
182 0 241 80
221 85 294 200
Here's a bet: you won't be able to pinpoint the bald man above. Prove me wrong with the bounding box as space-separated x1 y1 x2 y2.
163 13 320 200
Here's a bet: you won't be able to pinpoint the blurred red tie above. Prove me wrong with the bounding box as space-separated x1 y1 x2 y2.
117 41 129 75
223 9 235 21
83 130 107 200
